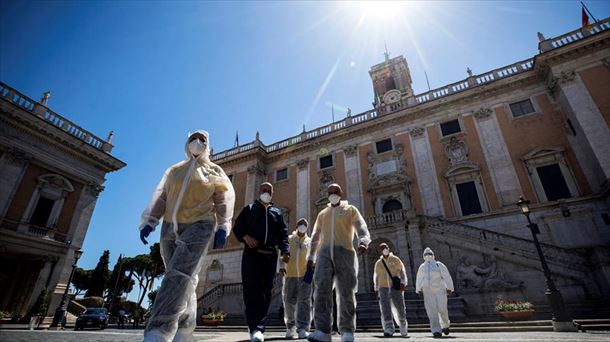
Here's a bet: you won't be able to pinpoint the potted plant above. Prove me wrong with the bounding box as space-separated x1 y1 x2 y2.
495 296 535 321
201 311 226 326
0 311 13 324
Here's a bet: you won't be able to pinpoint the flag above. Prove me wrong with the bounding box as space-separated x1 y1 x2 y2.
582 6 590 28
234 131 239 147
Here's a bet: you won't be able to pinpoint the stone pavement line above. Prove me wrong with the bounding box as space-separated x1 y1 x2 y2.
1 330 610 342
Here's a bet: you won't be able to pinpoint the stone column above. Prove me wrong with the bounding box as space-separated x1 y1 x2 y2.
295 159 310 223
245 164 265 205
0 148 30 221
554 71 610 192
343 144 364 211
473 108 522 206
406 221 423 289
409 127 444 217
69 183 103 247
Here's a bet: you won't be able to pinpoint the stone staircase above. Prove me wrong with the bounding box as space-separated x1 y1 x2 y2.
355 291 467 326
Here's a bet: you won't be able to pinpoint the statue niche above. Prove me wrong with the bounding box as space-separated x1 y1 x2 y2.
456 255 521 291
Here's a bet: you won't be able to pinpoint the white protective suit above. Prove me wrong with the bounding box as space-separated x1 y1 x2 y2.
307 200 371 341
415 247 454 335
140 130 235 342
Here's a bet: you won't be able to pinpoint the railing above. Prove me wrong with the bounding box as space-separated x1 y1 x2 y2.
367 209 409 228
197 282 242 310
0 82 113 153
422 216 588 272
542 17 610 51
211 18 609 161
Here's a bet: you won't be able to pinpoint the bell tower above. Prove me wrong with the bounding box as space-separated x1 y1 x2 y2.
369 54 415 111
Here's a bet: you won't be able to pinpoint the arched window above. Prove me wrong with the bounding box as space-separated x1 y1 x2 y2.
382 199 403 213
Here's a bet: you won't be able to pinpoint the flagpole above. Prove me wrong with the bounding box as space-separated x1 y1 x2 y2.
424 71 431 91
581 1 598 23
332 104 335 123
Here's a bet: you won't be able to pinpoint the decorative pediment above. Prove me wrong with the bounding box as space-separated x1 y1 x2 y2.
445 161 481 183
521 147 565 166
38 174 74 192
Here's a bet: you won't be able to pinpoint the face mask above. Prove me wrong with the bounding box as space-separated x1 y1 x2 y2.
260 192 272 203
188 139 207 156
328 194 341 205
424 255 434 262
297 225 307 233
382 249 389 256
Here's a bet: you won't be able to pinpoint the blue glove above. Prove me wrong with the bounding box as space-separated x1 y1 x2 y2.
213 229 227 249
140 225 153 245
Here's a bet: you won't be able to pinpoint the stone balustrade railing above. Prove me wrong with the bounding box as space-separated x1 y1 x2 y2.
540 17 610 52
197 282 243 310
0 82 114 153
207 18 608 161
367 209 410 228
423 216 588 272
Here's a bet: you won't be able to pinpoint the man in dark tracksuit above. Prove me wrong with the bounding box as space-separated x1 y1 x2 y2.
233 182 290 342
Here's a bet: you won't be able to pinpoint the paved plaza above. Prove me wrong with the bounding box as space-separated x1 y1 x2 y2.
1 329 609 342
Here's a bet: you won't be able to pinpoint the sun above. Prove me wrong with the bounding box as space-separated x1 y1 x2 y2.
358 1 408 21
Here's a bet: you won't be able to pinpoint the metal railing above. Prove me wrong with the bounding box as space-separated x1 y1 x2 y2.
0 82 114 153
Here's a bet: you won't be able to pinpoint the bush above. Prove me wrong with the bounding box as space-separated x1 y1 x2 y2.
495 296 535 312
202 311 226 321
0 311 11 319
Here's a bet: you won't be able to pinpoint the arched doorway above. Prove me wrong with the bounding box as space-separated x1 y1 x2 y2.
382 199 403 213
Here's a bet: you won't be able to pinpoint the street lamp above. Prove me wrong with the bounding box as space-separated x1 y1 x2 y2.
50 248 83 329
515 197 576 332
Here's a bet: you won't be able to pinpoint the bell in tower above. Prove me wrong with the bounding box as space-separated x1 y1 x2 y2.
369 54 415 113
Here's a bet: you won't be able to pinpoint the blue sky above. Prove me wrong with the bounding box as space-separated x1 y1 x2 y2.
1 1 609 279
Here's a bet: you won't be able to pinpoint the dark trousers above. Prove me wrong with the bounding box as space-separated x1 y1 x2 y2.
241 248 278 333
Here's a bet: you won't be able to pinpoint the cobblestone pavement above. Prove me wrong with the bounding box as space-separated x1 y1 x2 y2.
1 330 609 342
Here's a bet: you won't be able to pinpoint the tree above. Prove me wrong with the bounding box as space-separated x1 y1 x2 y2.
148 288 159 308
72 267 92 296
86 250 110 297
107 255 135 301
131 243 165 307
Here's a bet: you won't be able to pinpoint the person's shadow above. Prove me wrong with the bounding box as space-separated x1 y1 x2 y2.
236 338 287 342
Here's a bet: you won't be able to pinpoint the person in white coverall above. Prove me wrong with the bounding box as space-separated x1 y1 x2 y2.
138 130 235 342
373 243 408 337
306 184 371 342
415 247 454 338
279 218 313 340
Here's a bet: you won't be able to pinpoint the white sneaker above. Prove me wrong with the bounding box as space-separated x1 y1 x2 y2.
341 331 354 342
286 326 297 339
251 330 265 342
307 330 332 342
297 329 310 339
399 323 408 337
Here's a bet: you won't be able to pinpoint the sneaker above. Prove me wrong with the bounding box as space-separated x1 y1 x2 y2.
297 329 310 339
251 330 265 342
286 327 297 339
307 330 332 342
433 332 442 338
442 327 450 335
341 331 354 342
383 328 394 337
399 323 408 337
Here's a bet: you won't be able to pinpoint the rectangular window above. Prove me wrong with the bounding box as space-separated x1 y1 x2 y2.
440 119 461 136
30 196 55 227
319 155 333 169
375 138 393 154
455 181 483 216
227 174 233 182
276 168 288 181
536 164 571 201
509 99 535 117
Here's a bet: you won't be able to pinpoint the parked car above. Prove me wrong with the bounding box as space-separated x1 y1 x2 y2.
75 307 108 330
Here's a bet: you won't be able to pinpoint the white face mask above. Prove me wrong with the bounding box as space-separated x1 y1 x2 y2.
328 194 341 205
424 255 434 262
188 139 207 156
297 225 307 233
382 249 390 256
260 192 272 203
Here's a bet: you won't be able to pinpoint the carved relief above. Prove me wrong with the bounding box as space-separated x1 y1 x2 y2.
409 127 425 138
456 255 521 291
343 144 359 158
86 183 105 198
296 158 309 170
443 136 469 165
4 148 31 166
473 108 492 121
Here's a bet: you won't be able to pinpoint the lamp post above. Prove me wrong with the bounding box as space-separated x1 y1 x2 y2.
50 248 83 329
515 197 576 332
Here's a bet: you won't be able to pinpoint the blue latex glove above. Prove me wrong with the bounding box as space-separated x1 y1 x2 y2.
140 225 153 245
213 229 227 249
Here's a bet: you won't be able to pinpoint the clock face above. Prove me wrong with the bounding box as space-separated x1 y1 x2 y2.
383 90 401 104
